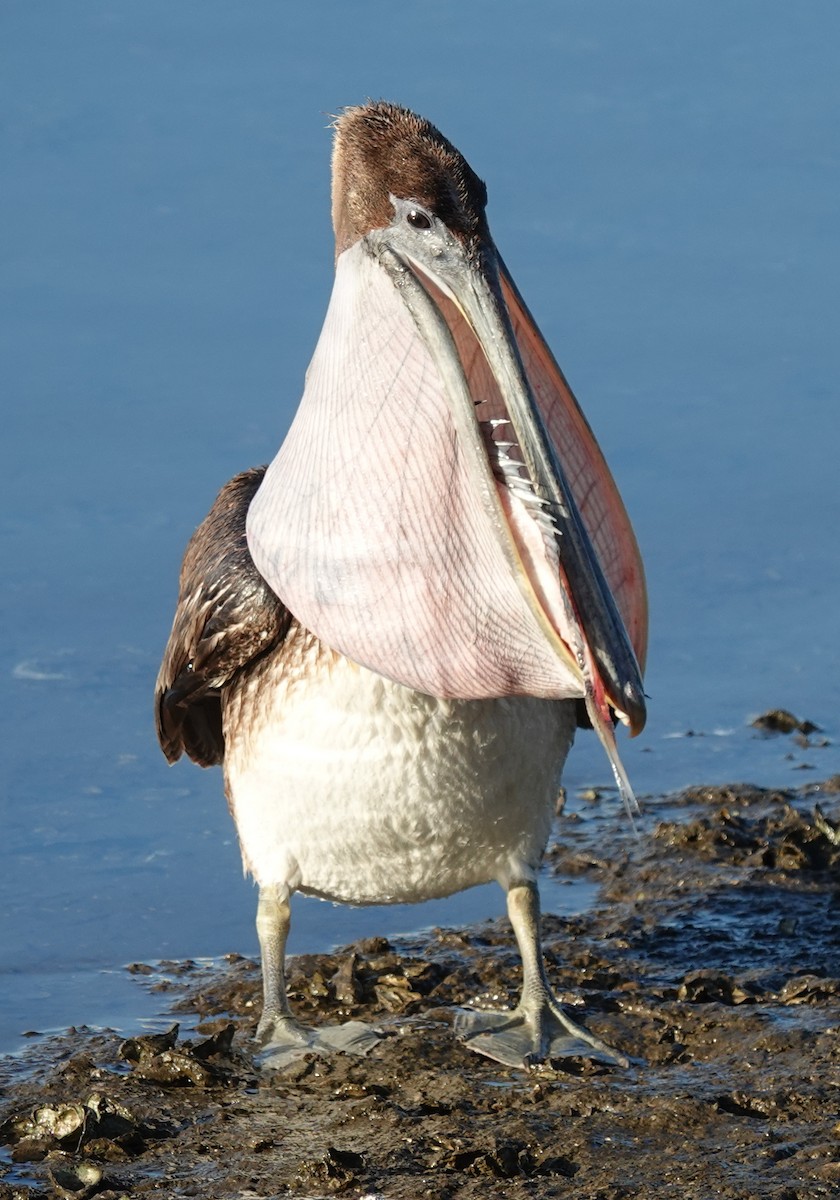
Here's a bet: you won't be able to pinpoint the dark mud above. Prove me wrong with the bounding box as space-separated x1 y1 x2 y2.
2 778 838 1198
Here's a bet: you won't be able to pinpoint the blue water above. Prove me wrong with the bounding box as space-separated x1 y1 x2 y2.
2 1 838 1056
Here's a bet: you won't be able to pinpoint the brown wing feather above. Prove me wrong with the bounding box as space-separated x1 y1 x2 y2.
155 466 292 767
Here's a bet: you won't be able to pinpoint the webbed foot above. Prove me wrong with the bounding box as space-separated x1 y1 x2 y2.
256 1013 381 1069
454 996 627 1069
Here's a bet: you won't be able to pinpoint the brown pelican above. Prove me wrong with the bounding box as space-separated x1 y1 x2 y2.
156 101 647 1069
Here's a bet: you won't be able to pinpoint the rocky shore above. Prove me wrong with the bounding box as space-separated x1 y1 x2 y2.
2 773 838 1198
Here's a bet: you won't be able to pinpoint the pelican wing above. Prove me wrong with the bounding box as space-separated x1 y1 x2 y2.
156 467 291 767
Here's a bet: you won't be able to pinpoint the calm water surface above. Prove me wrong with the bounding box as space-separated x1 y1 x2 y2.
2 1 839 1055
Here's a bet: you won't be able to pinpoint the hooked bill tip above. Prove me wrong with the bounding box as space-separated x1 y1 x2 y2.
618 682 647 737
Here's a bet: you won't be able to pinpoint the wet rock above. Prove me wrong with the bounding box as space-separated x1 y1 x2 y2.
677 783 791 808
354 936 392 954
2 1097 131 1152
777 974 840 1004
10 1138 51 1164
752 708 820 735
294 1146 365 1192
9 1103 87 1145
579 787 606 802
431 1133 578 1179
46 1161 104 1200
678 969 759 1005
118 1022 238 1086
0 1185 49 1200
189 1023 235 1061
813 803 840 846
0 1093 150 1169
715 1091 779 1119
656 796 840 872
330 953 364 1006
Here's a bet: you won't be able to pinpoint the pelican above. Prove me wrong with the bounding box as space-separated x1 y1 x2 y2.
155 101 647 1069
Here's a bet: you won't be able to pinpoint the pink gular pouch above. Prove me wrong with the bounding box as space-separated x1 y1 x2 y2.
247 191 647 809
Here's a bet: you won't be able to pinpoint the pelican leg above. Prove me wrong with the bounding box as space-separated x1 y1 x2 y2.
454 881 628 1069
254 884 296 1042
254 884 380 1067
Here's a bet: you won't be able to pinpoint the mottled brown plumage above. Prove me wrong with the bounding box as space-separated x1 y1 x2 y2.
155 467 291 767
331 101 490 258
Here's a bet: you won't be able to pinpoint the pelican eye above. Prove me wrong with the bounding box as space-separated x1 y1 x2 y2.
406 208 432 230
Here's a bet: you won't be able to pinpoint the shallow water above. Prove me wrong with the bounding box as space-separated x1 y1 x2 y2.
2 1 839 1056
